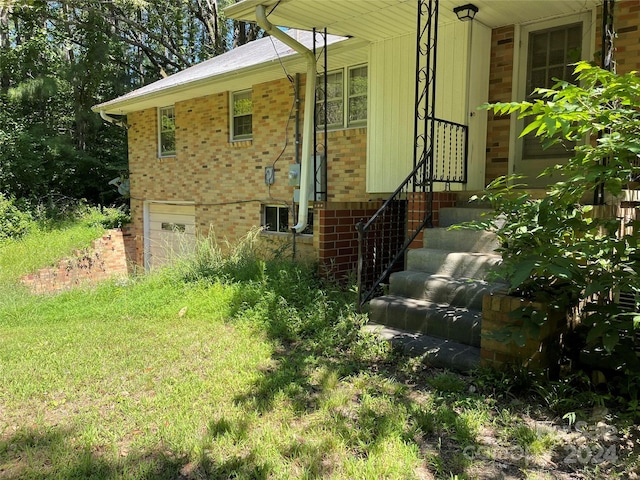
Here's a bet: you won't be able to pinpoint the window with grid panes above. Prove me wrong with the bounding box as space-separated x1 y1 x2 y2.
158 106 176 157
316 65 367 129
231 90 252 140
523 23 582 159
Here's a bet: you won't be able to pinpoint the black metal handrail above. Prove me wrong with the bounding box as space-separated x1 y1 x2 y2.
356 118 468 308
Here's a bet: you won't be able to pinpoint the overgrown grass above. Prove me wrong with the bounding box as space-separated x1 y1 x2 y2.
0 205 127 286
0 218 638 479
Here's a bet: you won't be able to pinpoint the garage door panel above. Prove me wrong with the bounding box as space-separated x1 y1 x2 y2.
149 203 196 216
147 203 197 269
149 221 196 235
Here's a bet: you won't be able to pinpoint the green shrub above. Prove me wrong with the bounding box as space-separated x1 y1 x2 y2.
81 205 130 229
469 63 640 369
0 194 32 242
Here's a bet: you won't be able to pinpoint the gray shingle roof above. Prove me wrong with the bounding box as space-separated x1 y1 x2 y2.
93 29 346 113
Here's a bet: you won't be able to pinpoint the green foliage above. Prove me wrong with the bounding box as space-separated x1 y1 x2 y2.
473 62 640 369
0 205 124 285
0 0 259 207
0 193 32 242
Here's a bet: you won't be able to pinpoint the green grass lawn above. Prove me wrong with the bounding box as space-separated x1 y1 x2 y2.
0 221 638 479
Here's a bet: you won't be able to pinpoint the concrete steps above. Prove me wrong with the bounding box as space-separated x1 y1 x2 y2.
367 206 506 372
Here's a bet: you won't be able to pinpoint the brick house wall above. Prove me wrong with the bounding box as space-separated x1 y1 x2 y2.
484 1 640 186
125 2 639 277
127 73 377 270
485 25 515 186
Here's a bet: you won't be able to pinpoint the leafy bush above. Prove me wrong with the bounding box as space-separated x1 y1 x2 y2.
0 194 33 242
472 63 640 369
81 205 130 229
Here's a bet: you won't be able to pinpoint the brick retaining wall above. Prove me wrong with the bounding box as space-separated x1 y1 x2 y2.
20 228 135 294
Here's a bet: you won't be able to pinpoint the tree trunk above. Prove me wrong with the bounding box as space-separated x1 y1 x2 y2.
0 3 11 92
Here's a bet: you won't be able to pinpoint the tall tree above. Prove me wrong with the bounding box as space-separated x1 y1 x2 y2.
0 0 262 205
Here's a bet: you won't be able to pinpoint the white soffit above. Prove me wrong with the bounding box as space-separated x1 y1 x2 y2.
226 0 604 39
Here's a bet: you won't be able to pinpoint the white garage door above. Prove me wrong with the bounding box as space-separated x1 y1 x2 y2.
147 203 196 269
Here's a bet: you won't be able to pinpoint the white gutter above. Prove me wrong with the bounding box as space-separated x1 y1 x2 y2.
99 110 127 128
256 4 314 233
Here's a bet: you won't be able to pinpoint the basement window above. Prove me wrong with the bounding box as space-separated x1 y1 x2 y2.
262 205 289 233
262 206 314 235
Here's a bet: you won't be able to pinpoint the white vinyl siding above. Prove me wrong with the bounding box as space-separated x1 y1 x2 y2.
367 33 415 193
367 23 477 193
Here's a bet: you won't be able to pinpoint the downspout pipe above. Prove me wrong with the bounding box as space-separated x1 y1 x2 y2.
256 4 315 233
99 110 127 128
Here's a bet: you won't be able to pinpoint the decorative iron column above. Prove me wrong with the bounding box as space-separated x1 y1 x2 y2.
601 0 616 73
594 0 616 205
413 0 439 223
313 28 328 202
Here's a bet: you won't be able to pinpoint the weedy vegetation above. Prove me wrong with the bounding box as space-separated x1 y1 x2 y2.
0 207 639 479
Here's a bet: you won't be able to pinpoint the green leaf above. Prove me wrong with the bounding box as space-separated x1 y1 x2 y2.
585 281 604 297
512 329 527 348
509 258 539 289
603 330 619 353
520 119 541 138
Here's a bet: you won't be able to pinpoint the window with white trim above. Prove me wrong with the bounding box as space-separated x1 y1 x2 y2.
262 205 314 235
158 106 176 157
316 64 368 129
231 90 253 140
262 205 289 233
523 23 582 159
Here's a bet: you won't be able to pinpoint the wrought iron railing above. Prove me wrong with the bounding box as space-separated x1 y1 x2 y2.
356 118 468 308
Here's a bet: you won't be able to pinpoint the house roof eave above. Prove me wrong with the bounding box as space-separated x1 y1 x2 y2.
92 33 366 115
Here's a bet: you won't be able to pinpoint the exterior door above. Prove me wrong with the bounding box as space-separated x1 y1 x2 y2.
513 12 594 187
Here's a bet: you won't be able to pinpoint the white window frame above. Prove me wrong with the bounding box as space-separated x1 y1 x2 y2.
347 64 368 127
262 205 289 233
509 11 594 178
230 89 253 141
158 106 176 158
261 205 314 235
316 64 368 130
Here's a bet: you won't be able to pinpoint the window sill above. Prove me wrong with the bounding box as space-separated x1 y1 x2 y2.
321 126 367 137
229 139 253 148
158 155 176 160
261 230 313 243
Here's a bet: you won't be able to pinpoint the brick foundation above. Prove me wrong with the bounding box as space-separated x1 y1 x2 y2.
316 201 382 283
481 292 567 373
20 228 135 294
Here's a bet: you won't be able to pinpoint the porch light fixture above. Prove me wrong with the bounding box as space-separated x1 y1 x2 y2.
453 3 478 21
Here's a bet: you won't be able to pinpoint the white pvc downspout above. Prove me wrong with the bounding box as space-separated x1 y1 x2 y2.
256 4 315 233
99 110 127 128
